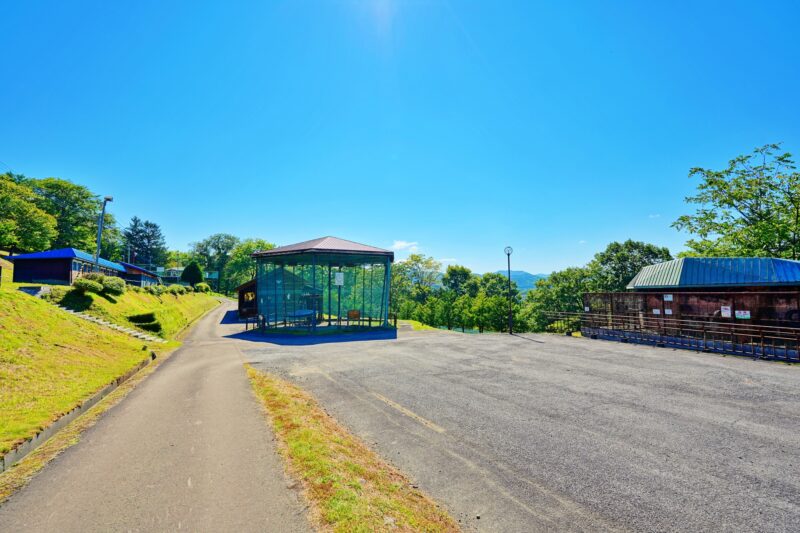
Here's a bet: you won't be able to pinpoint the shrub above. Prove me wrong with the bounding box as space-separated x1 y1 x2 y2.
102 276 126 295
167 284 186 295
146 285 165 296
43 286 69 302
195 282 211 293
73 278 103 294
181 261 204 286
130 285 143 293
184 285 195 293
83 272 106 284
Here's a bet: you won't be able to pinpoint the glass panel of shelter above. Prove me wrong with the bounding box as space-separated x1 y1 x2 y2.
255 253 389 330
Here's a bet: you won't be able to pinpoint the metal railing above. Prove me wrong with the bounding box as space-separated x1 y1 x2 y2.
546 311 800 362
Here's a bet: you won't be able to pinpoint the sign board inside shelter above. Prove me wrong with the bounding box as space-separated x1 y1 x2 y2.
720 306 732 318
334 272 344 286
735 310 751 320
664 294 673 302
652 309 661 315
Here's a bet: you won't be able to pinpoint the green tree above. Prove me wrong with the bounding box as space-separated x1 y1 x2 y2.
191 233 240 293
123 217 168 266
480 272 520 301
453 294 475 332
0 174 57 252
587 240 672 292
673 143 800 258
522 267 592 331
442 265 478 297
224 238 275 289
181 261 204 287
25 177 102 250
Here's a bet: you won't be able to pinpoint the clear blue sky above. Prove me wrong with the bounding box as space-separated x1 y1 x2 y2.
2 1 799 274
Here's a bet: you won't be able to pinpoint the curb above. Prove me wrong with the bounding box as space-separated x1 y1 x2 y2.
0 353 156 473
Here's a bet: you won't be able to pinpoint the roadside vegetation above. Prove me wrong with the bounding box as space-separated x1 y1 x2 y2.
392 144 800 334
0 287 173 456
246 366 459 533
45 279 219 339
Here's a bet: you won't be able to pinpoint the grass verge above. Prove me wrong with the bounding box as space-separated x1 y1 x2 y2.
398 319 439 332
245 365 459 533
0 289 179 455
0 344 179 504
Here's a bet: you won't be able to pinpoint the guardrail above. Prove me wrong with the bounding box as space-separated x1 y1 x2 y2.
545 311 800 361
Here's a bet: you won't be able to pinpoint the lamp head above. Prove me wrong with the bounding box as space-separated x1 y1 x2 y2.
104 196 113 202
504 246 513 256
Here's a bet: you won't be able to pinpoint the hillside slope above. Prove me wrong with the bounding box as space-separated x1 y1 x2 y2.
54 289 220 339
0 289 165 455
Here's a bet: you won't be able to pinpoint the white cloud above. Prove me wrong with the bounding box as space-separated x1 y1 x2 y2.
391 240 419 253
578 240 587 245
648 214 661 219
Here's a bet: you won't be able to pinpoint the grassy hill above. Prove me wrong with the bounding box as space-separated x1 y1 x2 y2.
0 288 171 456
52 288 220 339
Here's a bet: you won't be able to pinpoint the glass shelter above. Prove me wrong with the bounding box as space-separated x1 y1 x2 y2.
252 237 394 331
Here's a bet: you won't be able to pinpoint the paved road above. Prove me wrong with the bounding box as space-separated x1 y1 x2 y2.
0 302 309 532
243 327 800 532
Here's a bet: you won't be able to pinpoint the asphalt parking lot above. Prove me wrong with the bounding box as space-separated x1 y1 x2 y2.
242 326 800 532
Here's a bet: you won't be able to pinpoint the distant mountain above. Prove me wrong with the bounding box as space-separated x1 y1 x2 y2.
492 270 548 293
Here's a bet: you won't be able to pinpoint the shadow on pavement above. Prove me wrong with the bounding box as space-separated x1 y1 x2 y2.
220 310 243 325
226 328 398 346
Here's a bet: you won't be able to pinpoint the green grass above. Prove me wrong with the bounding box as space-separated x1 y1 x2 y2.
0 287 175 456
54 289 220 339
398 319 439 331
246 366 459 533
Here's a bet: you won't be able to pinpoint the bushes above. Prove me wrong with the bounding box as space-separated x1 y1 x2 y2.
167 284 186 295
195 282 211 293
146 285 165 296
102 276 126 295
73 278 103 294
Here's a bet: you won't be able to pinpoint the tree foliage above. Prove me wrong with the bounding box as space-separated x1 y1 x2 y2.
123 216 168 266
181 261 204 286
673 144 800 258
0 174 57 252
587 239 672 292
191 233 240 293
224 238 275 289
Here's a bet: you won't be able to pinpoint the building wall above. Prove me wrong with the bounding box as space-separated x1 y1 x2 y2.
13 259 72 284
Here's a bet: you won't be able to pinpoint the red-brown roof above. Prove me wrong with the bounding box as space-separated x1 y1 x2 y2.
251 236 393 260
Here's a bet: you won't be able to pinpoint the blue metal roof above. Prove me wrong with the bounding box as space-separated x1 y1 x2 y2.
119 261 161 278
9 248 126 273
627 257 800 289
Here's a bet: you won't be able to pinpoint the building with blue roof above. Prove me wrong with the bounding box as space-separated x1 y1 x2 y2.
9 248 126 285
119 262 161 287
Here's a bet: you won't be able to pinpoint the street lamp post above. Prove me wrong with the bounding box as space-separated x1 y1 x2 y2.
95 196 113 267
504 246 513 334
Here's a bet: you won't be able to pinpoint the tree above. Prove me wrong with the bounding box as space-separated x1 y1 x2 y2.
191 233 240 293
673 143 800 258
181 261 204 287
522 267 592 331
391 254 441 308
442 265 478 297
25 177 102 250
0 174 57 252
587 240 672 292
123 217 168 266
480 272 519 301
224 238 275 289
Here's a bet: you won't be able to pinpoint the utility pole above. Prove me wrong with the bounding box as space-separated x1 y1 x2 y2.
505 246 513 334
95 196 113 268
